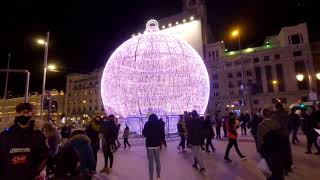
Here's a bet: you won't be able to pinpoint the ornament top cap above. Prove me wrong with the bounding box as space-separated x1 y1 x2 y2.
146 19 159 33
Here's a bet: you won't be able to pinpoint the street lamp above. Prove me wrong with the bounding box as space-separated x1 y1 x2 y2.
272 80 278 93
296 74 304 82
231 29 239 38
316 73 320 80
36 32 50 121
47 64 58 72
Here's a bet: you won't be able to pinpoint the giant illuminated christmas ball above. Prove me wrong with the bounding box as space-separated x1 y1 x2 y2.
101 20 210 118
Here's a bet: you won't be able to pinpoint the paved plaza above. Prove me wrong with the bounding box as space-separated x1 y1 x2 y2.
94 134 320 180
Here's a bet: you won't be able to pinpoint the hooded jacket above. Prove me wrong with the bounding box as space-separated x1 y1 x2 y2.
142 114 163 147
0 120 49 180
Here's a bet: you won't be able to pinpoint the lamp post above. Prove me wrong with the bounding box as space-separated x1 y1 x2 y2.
230 28 251 113
37 32 50 121
296 74 304 82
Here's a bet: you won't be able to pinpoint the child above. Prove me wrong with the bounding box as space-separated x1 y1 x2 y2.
123 125 131 149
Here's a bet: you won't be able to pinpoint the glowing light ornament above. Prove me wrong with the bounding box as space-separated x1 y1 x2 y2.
101 20 210 133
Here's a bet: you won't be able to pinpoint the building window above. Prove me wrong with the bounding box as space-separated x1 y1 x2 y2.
276 64 285 91
89 106 92 112
213 82 219 89
229 90 234 95
238 80 242 87
246 70 252 76
236 72 242 77
68 93 71 97
89 99 93 103
274 54 280 59
226 63 232 67
254 57 259 63
95 105 98 111
228 73 233 78
265 65 273 92
255 67 263 93
253 99 259 105
295 61 308 90
212 74 218 80
293 51 302 57
264 56 270 61
291 34 301 44
228 82 234 88
239 89 243 95
211 51 215 58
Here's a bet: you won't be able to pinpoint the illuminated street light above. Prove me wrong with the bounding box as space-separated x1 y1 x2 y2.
183 19 186 23
36 39 46 45
316 73 320 80
272 80 278 85
190 16 194 20
168 23 172 27
231 29 239 38
47 64 57 72
175 21 179 25
296 74 304 82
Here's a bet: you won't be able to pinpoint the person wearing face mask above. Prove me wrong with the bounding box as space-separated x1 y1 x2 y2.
0 102 49 180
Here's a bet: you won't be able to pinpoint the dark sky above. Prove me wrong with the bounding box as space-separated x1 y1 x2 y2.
0 0 316 96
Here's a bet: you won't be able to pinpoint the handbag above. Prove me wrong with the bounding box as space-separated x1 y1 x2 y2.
257 158 272 178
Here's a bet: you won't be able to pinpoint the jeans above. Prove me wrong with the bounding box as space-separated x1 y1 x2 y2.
147 148 161 180
224 138 244 159
216 126 221 138
241 126 247 135
179 135 186 149
124 138 131 148
205 137 215 151
292 129 299 144
191 145 205 169
103 143 113 168
307 134 320 153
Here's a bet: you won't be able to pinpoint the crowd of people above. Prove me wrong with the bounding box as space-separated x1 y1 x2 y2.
0 102 320 180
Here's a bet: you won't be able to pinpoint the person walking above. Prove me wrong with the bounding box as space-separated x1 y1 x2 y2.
177 115 186 151
123 125 131 149
240 113 246 135
159 118 167 149
288 108 300 145
204 115 215 153
303 106 320 154
188 110 206 173
224 112 247 162
257 108 288 180
215 113 222 139
222 115 228 137
85 116 101 162
100 115 117 174
0 103 49 180
250 109 262 145
272 102 293 174
142 114 163 180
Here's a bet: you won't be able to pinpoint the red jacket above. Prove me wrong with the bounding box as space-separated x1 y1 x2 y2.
227 118 239 139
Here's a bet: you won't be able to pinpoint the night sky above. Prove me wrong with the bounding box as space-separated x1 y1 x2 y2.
0 0 316 96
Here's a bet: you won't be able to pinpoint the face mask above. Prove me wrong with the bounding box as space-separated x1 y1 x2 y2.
15 115 31 126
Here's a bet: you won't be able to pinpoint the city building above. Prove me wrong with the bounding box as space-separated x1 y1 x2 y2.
205 23 318 114
0 89 65 124
64 68 104 123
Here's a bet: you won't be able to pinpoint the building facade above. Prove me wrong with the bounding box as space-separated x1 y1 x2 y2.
0 89 65 124
205 23 317 114
64 68 104 123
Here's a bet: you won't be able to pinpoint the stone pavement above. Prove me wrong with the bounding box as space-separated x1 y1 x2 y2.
94 135 320 180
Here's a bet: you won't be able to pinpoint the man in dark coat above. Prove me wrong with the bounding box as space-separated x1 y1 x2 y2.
0 103 49 180
288 108 300 144
188 110 206 173
257 108 287 180
303 106 320 154
272 102 293 174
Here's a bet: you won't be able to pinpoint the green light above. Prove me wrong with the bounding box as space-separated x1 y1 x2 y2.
266 44 271 48
229 51 235 55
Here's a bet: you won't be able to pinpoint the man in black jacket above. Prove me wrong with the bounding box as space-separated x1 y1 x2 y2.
0 102 49 180
288 108 300 144
303 106 320 154
188 110 206 174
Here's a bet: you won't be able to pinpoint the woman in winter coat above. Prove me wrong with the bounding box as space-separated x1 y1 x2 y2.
224 112 246 162
177 115 186 151
142 114 163 180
